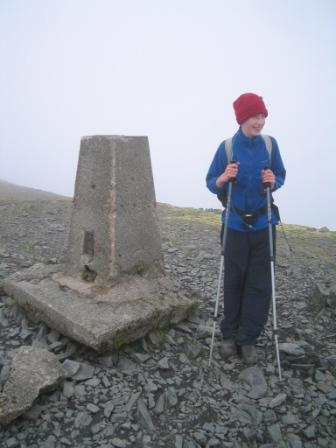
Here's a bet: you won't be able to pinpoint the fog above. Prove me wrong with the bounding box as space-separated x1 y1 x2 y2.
1 0 335 229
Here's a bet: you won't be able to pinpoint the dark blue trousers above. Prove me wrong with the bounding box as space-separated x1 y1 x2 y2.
220 227 275 346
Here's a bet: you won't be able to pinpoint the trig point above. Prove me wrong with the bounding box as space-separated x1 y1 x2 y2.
66 136 164 284
3 136 196 351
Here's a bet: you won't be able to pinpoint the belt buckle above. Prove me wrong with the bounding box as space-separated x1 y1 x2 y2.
244 213 254 226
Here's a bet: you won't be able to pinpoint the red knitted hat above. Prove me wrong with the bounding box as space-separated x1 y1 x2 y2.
233 93 268 124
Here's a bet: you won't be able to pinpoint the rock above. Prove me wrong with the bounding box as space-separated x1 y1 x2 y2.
326 285 336 309
282 413 299 425
62 381 75 398
47 329 61 343
239 402 263 425
147 330 162 348
154 392 167 414
319 226 329 232
117 358 138 375
0 309 9 327
303 424 316 439
186 341 203 358
0 363 11 386
111 438 128 448
132 352 152 363
193 431 207 444
267 423 283 444
0 346 64 425
264 409 277 423
137 398 154 431
158 356 170 370
103 400 115 418
238 367 268 399
175 435 184 448
74 411 93 428
125 391 141 412
62 359 80 378
91 421 105 434
269 393 287 408
278 342 305 356
87 403 100 413
286 433 303 448
72 362 95 381
4 437 20 448
179 353 191 364
311 282 336 312
166 387 178 407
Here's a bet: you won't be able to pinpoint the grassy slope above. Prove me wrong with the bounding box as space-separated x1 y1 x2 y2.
158 203 336 271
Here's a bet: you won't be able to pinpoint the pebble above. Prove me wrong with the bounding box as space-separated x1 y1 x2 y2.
286 433 303 448
269 392 287 408
158 356 170 370
279 342 305 356
103 400 115 418
72 362 95 381
62 359 80 378
5 438 20 448
137 399 154 431
87 403 100 413
111 438 128 448
267 423 283 443
74 412 93 428
238 367 268 399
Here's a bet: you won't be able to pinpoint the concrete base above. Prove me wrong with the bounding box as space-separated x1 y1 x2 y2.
3 264 197 352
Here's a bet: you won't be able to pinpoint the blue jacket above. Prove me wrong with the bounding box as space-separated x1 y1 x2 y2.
206 128 286 231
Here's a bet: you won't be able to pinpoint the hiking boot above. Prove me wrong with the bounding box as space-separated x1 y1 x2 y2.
241 345 257 365
220 339 237 359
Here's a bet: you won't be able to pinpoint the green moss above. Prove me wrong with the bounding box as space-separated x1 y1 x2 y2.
112 332 125 350
158 326 168 344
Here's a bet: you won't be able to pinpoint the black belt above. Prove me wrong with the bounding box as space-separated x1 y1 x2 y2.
231 203 280 226
220 203 280 243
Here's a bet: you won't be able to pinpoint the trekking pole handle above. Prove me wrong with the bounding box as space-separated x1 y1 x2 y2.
262 166 272 189
228 160 238 183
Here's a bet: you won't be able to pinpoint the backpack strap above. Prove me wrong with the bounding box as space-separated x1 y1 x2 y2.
261 134 272 165
225 134 272 165
224 138 233 163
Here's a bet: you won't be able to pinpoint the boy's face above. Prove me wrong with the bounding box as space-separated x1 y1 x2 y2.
241 114 266 137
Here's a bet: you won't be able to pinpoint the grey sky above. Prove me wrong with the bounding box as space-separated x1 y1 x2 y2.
1 0 335 229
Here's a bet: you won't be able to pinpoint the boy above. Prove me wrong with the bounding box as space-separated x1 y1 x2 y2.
206 93 286 364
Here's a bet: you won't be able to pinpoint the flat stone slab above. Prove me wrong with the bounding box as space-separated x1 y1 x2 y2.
0 346 64 426
3 264 197 352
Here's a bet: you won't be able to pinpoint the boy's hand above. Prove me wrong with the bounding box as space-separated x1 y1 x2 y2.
216 162 239 187
261 168 275 190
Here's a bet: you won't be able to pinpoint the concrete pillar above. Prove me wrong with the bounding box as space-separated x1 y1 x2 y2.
65 136 164 285
3 135 196 352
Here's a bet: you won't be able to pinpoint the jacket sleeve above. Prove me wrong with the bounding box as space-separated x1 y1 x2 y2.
270 137 286 191
206 141 228 195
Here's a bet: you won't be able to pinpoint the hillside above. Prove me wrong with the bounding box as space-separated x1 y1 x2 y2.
0 179 70 202
0 182 335 447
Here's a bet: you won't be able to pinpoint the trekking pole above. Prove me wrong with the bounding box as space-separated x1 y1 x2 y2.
209 167 236 367
264 178 282 381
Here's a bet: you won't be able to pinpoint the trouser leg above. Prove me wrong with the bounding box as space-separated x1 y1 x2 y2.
237 227 276 346
220 229 248 340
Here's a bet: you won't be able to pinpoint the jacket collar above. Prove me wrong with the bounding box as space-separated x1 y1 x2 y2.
234 127 262 145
